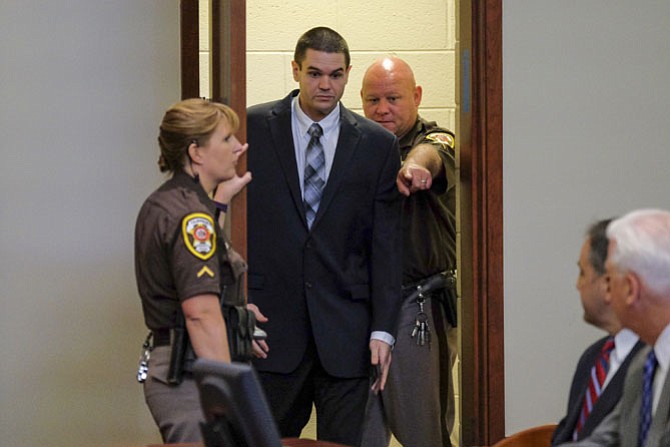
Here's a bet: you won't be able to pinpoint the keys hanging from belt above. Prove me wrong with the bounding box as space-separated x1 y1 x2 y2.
137 332 153 383
410 287 431 346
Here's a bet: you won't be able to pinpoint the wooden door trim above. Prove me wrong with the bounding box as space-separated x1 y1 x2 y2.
180 0 199 99
210 0 247 257
459 0 504 445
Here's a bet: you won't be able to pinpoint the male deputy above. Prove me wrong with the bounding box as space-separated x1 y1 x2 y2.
360 56 457 447
246 28 403 446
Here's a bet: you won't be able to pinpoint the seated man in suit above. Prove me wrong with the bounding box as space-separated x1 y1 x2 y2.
552 219 643 445
557 209 670 447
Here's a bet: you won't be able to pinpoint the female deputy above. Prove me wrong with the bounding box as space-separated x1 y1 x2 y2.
134 98 256 443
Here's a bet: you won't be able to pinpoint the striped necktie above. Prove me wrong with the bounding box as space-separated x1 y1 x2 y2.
303 123 325 229
573 337 615 440
639 349 658 447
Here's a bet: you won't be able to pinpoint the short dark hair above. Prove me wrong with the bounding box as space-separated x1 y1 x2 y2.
294 27 350 69
586 218 614 275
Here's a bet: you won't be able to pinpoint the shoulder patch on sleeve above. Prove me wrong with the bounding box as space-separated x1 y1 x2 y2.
425 131 455 149
181 213 216 260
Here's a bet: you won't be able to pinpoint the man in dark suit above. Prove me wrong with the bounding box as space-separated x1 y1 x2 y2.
556 209 670 447
552 219 643 445
246 27 403 446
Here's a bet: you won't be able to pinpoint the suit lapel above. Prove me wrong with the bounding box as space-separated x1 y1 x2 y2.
267 93 308 227
310 106 361 230
646 362 670 446
583 341 646 436
565 342 605 441
621 347 649 447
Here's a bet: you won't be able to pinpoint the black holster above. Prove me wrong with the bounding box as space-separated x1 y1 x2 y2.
222 302 256 362
441 276 458 328
167 311 189 385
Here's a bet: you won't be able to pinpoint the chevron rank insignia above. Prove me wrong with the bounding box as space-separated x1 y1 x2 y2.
197 266 215 278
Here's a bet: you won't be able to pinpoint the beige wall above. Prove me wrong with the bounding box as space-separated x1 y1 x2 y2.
199 0 456 131
1 2 180 446
503 0 670 434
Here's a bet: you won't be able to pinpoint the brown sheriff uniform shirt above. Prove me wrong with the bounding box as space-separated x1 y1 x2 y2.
399 117 456 284
134 171 237 331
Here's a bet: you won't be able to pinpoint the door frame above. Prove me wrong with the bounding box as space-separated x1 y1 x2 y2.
179 1 504 444
458 1 504 445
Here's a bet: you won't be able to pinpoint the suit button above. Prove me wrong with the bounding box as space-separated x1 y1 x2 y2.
305 282 313 289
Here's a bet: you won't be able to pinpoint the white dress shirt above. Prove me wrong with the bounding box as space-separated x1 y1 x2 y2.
291 94 340 198
603 328 639 388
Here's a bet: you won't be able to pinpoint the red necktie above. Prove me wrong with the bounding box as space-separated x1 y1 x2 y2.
573 337 615 440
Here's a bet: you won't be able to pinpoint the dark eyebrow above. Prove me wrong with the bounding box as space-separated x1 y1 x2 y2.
306 66 345 76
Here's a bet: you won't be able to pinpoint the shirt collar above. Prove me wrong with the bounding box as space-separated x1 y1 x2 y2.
171 170 215 212
292 94 340 139
653 322 670 372
612 328 640 362
398 117 423 149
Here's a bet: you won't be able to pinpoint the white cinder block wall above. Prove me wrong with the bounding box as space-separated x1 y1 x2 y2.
246 0 456 131
199 0 457 131
199 1 459 445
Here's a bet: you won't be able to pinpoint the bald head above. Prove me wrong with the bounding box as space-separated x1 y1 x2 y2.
363 56 417 86
361 56 422 138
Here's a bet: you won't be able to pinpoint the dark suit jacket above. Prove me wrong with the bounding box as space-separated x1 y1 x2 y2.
246 90 403 378
552 336 645 445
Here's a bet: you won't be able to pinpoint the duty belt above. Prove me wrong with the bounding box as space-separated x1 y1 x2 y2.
402 270 456 299
136 328 190 384
403 270 458 336
152 329 171 347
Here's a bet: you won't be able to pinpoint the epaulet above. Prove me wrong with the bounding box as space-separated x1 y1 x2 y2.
425 131 455 150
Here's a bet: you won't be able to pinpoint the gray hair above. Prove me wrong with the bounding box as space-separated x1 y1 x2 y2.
607 209 670 296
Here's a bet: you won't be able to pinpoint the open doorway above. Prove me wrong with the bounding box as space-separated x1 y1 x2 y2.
180 0 503 444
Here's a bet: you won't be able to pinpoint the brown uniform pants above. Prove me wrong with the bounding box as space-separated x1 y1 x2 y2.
143 346 204 443
361 294 456 447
